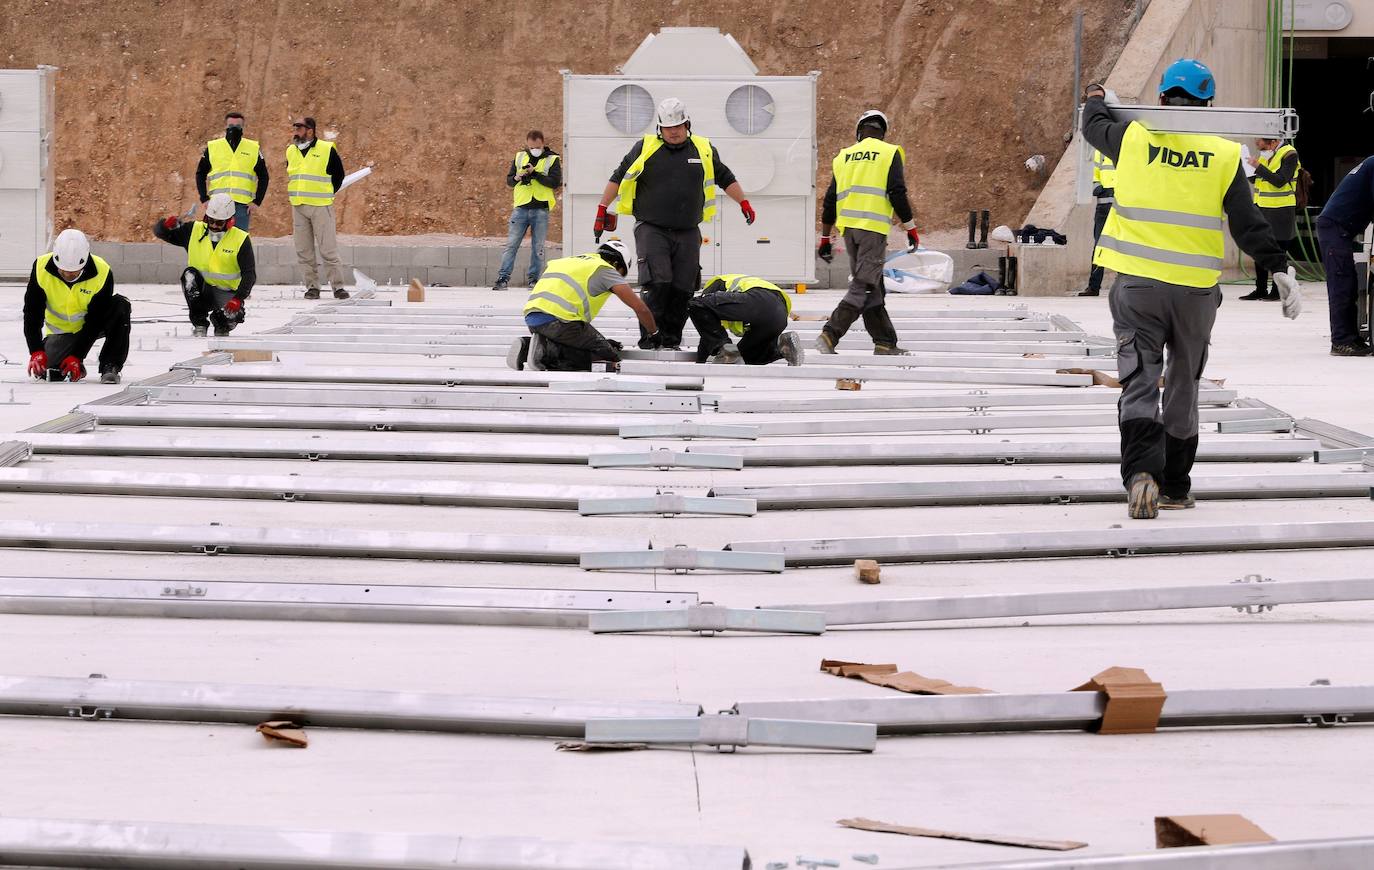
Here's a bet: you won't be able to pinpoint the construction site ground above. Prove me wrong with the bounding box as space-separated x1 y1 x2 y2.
0 277 1370 868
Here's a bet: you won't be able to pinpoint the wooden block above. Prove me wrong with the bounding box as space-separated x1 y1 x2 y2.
837 378 863 391
229 350 275 363
1155 815 1274 848
407 278 426 302
855 559 881 584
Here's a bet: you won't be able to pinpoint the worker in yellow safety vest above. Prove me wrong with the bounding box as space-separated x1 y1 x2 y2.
287 116 350 299
195 111 268 231
815 109 921 355
687 274 804 366
1082 59 1299 520
492 130 563 292
1076 148 1117 296
23 228 131 384
1240 137 1303 300
154 193 257 337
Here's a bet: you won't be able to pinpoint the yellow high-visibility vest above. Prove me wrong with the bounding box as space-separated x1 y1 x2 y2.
286 140 336 206
35 252 112 335
833 138 905 235
1092 149 1117 193
616 134 717 223
513 151 559 210
523 253 618 323
1093 123 1239 288
1253 143 1299 209
708 274 792 336
186 222 250 290
206 137 261 204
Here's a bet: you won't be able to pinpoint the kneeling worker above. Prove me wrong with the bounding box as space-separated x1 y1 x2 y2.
688 275 804 365
154 193 256 337
24 228 131 384
508 240 659 372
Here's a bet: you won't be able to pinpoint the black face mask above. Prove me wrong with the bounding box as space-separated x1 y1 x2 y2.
225 125 243 146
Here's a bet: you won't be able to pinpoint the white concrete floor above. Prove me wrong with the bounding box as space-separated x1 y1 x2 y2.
0 277 1371 869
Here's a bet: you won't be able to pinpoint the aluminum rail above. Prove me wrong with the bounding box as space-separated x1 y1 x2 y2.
198 362 705 389
0 577 698 628
0 521 646 565
945 836 1374 869
584 714 875 751
712 472 1374 509
0 674 700 737
717 439 1316 466
770 577 1374 627
296 304 1038 319
206 336 700 361
591 603 824 634
581 547 784 573
305 312 1057 330
727 521 1374 566
1095 103 1298 137
715 388 1237 413
0 441 30 468
147 384 702 414
731 684 1374 734
618 361 1095 387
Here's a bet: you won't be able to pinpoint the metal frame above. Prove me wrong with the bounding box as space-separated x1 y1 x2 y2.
0 441 30 467
588 449 744 470
147 384 702 414
301 305 1041 320
716 439 1316 467
20 411 97 434
726 521 1374 566
617 361 1095 387
205 336 699 361
197 362 705 390
947 836 1374 869
590 604 823 635
578 494 756 517
304 312 1056 330
581 547 784 573
584 714 875 752
715 388 1238 413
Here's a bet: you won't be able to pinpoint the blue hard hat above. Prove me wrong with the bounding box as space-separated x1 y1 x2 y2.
1159 58 1215 101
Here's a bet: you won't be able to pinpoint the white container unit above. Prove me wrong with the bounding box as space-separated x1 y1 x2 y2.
0 67 56 277
562 28 818 284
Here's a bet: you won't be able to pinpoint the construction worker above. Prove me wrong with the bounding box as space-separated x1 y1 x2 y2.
1075 149 1116 296
287 116 349 299
23 229 130 384
1316 154 1374 356
687 275 805 366
508 240 659 372
815 109 919 355
154 193 256 337
493 130 562 291
195 111 268 232
1083 60 1299 520
596 97 755 350
1241 137 1302 301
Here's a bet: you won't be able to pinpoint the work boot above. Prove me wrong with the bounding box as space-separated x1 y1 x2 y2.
1075 287 1100 297
214 324 234 337
1239 287 1267 300
778 332 805 367
99 366 121 385
707 347 743 365
492 278 509 292
1331 341 1374 357
1126 471 1159 520
191 325 209 338
333 287 350 300
1263 288 1280 301
873 344 910 355
1159 493 1196 510
506 336 530 371
303 287 321 300
814 333 837 354
526 333 546 372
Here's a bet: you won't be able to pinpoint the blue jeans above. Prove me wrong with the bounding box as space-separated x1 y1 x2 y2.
498 206 549 283
234 201 252 232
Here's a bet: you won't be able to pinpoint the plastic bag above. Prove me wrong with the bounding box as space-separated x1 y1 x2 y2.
881 249 954 294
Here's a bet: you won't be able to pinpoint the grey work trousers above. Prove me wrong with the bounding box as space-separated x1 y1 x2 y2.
1109 273 1220 496
821 227 899 347
293 203 348 290
634 221 702 348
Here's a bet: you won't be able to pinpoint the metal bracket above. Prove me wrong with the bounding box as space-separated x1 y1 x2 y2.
618 422 759 440
578 494 757 517
589 603 824 636
1304 712 1352 728
1231 573 1276 614
580 545 784 574
588 449 744 470
583 712 876 753
160 584 206 598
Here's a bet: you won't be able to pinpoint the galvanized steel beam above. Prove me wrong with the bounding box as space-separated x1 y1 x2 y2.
584 714 875 752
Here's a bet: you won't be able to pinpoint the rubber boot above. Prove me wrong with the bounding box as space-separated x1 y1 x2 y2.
965 211 978 249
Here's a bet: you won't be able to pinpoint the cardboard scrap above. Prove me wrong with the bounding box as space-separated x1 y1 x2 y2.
838 817 1088 852
555 741 648 753
1155 815 1274 849
407 278 426 302
836 378 864 391
256 720 308 748
1072 666 1166 734
820 659 897 678
820 659 994 695
1056 367 1121 388
228 349 275 363
854 559 881 584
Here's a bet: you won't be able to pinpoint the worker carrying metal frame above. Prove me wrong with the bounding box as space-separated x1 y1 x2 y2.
687 274 804 366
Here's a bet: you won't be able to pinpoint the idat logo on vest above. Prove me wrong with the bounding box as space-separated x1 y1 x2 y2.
1147 144 1214 169
843 151 882 163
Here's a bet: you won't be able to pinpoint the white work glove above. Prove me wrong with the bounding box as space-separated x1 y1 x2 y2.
1273 266 1301 320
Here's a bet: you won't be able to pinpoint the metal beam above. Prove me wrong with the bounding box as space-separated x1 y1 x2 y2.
726 521 1374 566
590 604 823 635
715 388 1238 413
584 714 875 752
0 520 645 565
19 411 97 434
618 361 1095 387
0 441 30 468
716 439 1316 467
581 548 784 573
578 494 757 517
306 312 1057 330
1095 103 1298 137
206 336 699 361
306 304 1041 320
197 362 705 390
588 449 744 470
147 384 702 414
619 422 760 440
948 836 1374 869
0 577 697 629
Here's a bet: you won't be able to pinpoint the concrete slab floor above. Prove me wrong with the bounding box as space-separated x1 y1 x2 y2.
0 278 1372 867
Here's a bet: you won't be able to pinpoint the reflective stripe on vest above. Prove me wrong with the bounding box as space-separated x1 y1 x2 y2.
833 138 905 235
186 223 249 290
513 152 559 211
1253 144 1299 208
1092 149 1117 190
206 137 261 204
616 134 716 223
523 254 618 323
1093 123 1239 289
710 273 791 337
35 253 112 335
286 141 337 206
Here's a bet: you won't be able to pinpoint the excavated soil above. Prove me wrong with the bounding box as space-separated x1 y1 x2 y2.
3 0 1133 242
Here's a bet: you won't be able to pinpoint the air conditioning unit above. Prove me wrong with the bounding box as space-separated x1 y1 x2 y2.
0 66 56 278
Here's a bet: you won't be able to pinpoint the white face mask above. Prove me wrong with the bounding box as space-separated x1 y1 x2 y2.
1259 149 1274 159
529 147 543 157
298 140 312 150
209 231 225 243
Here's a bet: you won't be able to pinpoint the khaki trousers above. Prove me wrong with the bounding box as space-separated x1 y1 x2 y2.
292 203 348 289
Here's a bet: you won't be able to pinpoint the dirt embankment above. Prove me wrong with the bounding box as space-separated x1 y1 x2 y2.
2 0 1132 242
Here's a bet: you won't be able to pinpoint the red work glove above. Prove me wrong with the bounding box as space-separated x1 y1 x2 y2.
27 350 47 379
163 214 180 230
59 356 85 382
593 204 617 241
740 200 756 225
906 227 921 252
223 297 243 316
817 235 833 263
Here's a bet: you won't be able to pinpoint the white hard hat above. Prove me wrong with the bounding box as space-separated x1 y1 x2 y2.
52 228 90 272
656 97 689 129
205 193 236 221
856 109 889 138
597 239 630 272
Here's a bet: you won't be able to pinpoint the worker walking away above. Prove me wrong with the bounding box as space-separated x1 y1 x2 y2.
596 97 755 350
493 130 562 291
24 229 130 384
1075 149 1116 296
1241 136 1302 301
154 193 256 337
507 240 659 373
287 116 349 299
1083 60 1299 520
196 111 268 232
1316 153 1374 355
815 110 919 355
688 274 805 366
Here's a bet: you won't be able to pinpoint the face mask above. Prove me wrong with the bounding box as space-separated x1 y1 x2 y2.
298 140 312 150
1259 150 1274 158
226 125 243 143
209 230 225 243
529 147 543 157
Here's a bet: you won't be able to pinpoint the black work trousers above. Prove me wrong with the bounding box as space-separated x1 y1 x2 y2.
821 227 899 348
687 287 788 364
181 267 239 331
1086 199 1113 292
634 221 701 347
531 319 621 372
43 293 132 375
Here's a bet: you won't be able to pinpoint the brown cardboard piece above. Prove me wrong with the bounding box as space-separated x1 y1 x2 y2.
1056 368 1122 388
838 817 1088 852
407 278 426 302
256 720 308 747
555 741 648 752
820 659 994 695
227 349 276 363
854 559 881 584
1071 666 1166 734
1154 815 1274 848
836 378 863 391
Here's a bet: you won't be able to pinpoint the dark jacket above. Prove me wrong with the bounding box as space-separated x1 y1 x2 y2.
153 219 257 301
1319 154 1374 236
195 138 271 205
1251 150 1299 189
610 137 739 230
1082 97 1288 275
820 143 914 227
24 255 116 357
507 148 563 210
